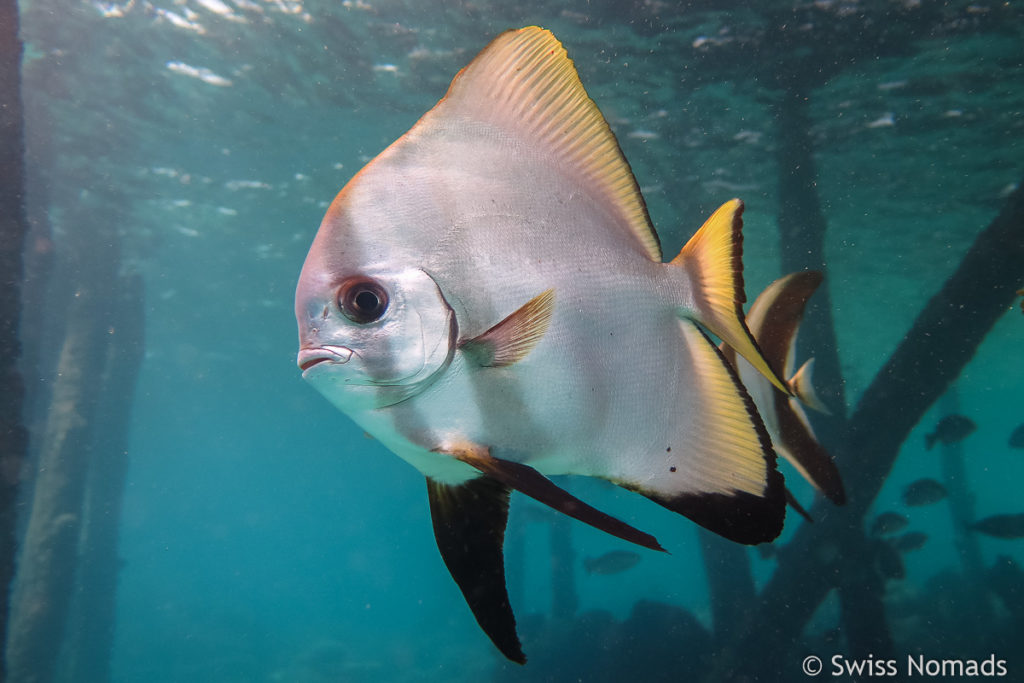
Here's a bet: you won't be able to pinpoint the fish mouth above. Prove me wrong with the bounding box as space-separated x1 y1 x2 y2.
297 346 354 373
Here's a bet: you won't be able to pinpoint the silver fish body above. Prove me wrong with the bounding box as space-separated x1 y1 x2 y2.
303 208 710 485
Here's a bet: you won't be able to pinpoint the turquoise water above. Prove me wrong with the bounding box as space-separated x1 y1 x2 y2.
13 1 1024 681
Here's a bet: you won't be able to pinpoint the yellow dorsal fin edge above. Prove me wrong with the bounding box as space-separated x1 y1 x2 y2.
674 200 792 395
434 26 662 262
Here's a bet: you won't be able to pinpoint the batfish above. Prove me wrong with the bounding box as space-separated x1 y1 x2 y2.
720 271 845 507
296 26 792 663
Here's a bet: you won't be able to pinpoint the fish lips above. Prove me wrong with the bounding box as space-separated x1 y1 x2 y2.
297 345 355 375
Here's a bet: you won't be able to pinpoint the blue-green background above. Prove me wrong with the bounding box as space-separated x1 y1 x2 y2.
15 1 1024 680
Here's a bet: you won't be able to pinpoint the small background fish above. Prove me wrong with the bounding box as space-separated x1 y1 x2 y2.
892 531 929 553
1008 423 1024 449
584 550 643 575
925 415 976 450
870 511 910 537
902 478 948 506
970 514 1024 540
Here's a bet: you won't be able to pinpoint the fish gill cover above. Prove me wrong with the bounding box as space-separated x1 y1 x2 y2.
9 0 1024 681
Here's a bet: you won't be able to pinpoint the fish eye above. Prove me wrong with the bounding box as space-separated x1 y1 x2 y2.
337 277 389 324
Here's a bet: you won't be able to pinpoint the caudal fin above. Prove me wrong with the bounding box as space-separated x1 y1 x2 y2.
671 200 791 395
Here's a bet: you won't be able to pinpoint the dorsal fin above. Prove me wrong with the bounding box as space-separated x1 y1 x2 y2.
428 26 662 262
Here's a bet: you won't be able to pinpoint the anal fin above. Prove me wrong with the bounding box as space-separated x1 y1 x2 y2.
426 476 525 664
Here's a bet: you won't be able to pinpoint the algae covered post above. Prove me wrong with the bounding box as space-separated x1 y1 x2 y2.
0 0 31 674
3 219 120 682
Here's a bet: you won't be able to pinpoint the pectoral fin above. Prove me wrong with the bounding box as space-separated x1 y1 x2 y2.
426 476 525 664
437 443 664 552
789 358 830 415
460 289 555 367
